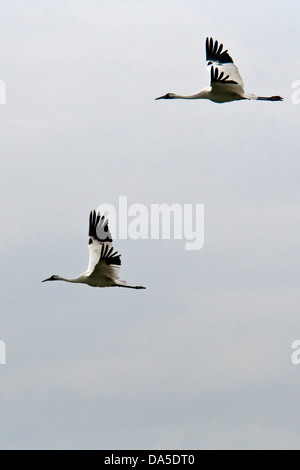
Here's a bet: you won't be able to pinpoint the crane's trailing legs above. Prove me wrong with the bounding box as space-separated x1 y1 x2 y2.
257 96 283 101
117 285 146 290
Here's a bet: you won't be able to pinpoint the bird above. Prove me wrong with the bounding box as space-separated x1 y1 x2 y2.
42 211 146 290
155 37 283 104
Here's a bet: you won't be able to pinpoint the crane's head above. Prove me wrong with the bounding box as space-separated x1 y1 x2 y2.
155 93 176 100
42 275 60 282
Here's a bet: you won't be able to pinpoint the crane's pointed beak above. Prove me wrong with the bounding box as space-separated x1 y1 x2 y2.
42 277 51 283
155 95 166 100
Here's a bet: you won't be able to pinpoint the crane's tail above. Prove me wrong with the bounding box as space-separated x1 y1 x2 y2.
244 94 283 101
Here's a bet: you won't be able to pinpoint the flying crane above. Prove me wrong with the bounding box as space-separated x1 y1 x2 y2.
42 211 146 290
156 37 283 104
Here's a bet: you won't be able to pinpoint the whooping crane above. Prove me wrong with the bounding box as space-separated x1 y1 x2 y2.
42 211 146 290
156 37 283 104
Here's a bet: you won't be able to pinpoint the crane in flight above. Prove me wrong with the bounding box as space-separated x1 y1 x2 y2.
42 211 146 290
156 37 283 104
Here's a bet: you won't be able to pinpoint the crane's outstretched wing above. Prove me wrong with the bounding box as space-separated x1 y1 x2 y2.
89 243 122 284
206 38 245 93
87 210 113 274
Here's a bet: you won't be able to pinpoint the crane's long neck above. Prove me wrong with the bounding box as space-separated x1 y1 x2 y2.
55 275 86 284
173 89 211 100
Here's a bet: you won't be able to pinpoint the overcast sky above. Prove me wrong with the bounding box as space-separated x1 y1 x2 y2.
1 0 300 450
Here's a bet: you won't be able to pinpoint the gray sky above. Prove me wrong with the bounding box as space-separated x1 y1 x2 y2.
1 0 300 450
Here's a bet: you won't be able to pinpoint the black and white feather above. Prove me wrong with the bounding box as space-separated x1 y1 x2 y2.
87 211 121 282
210 66 239 85
206 37 234 65
206 37 245 92
89 210 113 244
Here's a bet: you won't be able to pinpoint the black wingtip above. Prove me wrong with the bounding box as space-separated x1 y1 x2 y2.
206 37 234 64
210 66 238 85
89 210 113 243
100 244 122 266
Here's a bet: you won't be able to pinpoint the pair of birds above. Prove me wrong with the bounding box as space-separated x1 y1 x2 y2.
43 38 283 291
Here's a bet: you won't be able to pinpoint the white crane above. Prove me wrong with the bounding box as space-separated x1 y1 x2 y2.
156 37 283 104
42 211 146 290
